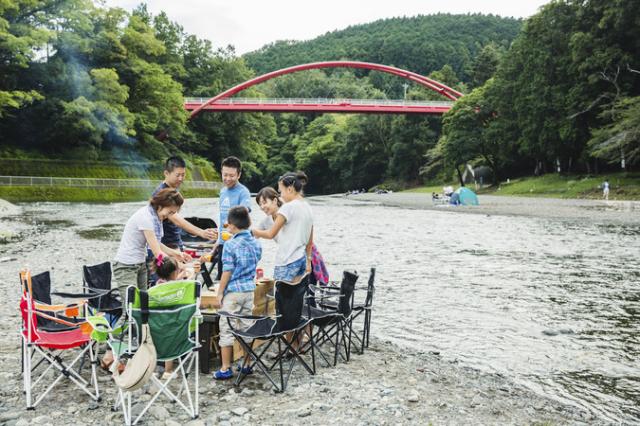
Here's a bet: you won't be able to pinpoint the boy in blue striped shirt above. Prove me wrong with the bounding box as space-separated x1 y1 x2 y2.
212 206 262 379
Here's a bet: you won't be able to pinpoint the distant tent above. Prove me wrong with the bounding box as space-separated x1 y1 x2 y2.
455 187 479 205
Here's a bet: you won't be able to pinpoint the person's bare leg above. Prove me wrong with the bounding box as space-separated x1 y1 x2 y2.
101 350 114 367
221 346 232 371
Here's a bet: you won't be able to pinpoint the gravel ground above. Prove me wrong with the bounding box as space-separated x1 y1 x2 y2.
0 337 589 426
0 197 600 425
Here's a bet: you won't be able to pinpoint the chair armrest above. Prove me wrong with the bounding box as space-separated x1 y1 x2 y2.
310 283 341 292
52 290 102 299
86 315 113 332
217 311 267 321
35 311 82 327
34 301 86 312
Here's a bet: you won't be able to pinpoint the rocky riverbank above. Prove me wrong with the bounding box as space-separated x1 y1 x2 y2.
0 198 598 424
0 336 589 426
344 192 640 225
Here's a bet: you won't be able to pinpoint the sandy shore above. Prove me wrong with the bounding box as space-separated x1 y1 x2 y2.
341 193 640 225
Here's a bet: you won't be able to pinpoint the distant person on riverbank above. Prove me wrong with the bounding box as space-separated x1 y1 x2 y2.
252 172 313 282
603 180 610 200
211 156 252 280
255 186 328 284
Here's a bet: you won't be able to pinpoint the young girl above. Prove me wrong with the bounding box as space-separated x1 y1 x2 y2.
152 254 199 380
255 186 329 284
154 254 188 284
252 172 313 282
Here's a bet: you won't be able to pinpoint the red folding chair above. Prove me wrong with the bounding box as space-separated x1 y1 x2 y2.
19 269 100 410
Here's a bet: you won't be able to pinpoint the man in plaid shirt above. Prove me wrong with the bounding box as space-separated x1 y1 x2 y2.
212 206 262 380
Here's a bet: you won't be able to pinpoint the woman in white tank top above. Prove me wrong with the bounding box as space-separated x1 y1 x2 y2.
252 172 313 282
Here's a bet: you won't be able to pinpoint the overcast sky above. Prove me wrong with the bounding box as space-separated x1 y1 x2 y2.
103 0 550 55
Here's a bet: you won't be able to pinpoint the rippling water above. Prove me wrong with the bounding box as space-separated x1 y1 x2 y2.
2 196 639 423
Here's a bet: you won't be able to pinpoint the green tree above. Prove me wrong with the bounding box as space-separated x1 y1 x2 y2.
438 79 509 185
589 95 640 168
0 0 54 117
470 43 501 88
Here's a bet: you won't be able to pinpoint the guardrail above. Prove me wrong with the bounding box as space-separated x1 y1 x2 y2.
0 176 221 190
184 97 454 107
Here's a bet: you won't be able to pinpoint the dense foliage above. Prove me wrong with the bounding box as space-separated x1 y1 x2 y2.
0 0 275 183
434 0 640 184
244 14 521 87
1 1 637 195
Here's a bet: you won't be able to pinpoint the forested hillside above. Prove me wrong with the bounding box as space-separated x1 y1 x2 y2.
1 1 638 197
244 14 521 84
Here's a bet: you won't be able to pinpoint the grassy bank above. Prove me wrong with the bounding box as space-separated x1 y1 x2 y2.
405 172 640 200
0 155 220 202
0 186 219 203
0 156 219 181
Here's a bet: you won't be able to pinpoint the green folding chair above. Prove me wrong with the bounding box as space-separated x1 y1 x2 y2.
108 280 202 426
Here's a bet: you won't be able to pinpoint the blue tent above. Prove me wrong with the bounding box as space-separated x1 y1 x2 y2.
455 187 479 205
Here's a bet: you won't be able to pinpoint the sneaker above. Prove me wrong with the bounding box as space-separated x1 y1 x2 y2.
236 363 253 375
160 371 173 381
212 368 233 380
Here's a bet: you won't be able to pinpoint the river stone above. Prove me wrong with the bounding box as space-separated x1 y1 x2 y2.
231 407 249 416
15 419 29 426
0 412 21 422
217 410 231 421
165 420 181 426
32 415 51 424
0 198 20 215
407 392 420 403
149 405 170 419
298 409 312 417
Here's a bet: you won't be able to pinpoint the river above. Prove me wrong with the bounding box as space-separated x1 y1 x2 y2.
1 195 639 423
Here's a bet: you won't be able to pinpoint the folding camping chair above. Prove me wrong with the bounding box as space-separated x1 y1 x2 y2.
83 261 122 324
19 269 101 410
110 280 202 426
350 268 376 353
303 270 359 368
219 275 313 393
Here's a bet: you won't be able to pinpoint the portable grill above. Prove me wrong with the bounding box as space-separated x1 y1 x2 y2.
181 217 217 258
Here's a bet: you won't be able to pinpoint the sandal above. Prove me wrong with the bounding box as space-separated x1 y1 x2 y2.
99 358 112 372
100 358 125 373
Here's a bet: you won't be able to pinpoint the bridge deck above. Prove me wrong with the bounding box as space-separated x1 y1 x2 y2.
184 98 453 114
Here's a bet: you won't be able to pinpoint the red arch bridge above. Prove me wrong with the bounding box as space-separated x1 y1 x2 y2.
185 61 462 117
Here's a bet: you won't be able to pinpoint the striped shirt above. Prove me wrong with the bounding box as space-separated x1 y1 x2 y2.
221 230 262 294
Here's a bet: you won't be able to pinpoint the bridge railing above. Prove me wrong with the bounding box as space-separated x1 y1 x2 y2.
0 176 221 190
184 97 454 107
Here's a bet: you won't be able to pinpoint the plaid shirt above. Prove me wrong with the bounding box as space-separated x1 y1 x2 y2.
221 230 262 294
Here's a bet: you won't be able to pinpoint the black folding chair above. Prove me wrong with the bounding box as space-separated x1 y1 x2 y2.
28 271 86 331
219 275 313 393
82 262 122 324
350 268 376 354
305 271 359 365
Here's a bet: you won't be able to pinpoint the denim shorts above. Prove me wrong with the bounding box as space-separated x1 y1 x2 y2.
274 256 306 282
